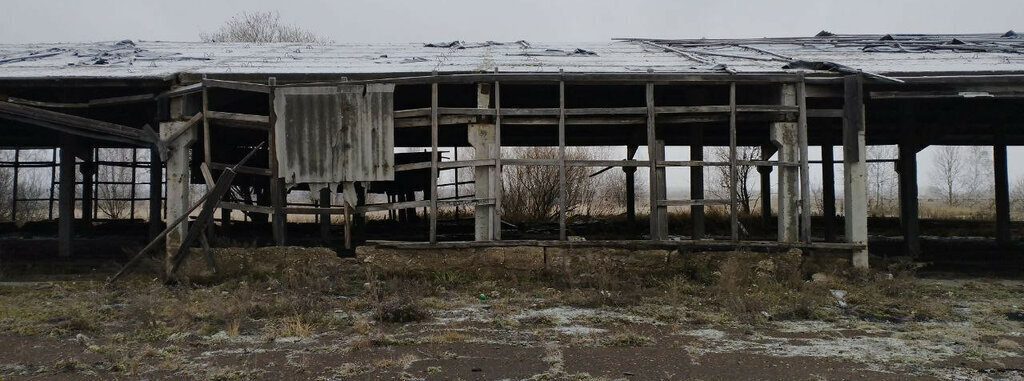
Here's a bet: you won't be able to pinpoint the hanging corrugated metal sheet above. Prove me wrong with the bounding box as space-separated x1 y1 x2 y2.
273 83 394 185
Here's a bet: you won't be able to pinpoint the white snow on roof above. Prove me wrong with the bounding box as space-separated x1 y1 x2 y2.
1 35 1022 80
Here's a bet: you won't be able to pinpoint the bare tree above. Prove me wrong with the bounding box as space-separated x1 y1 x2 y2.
201 11 331 44
866 146 897 216
502 147 614 223
931 146 965 206
95 149 135 219
1012 177 1024 219
708 147 759 214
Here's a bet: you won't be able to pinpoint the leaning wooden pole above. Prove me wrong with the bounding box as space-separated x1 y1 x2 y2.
107 142 265 284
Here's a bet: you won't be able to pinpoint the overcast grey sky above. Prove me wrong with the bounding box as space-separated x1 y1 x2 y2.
2 0 1022 192
2 0 1021 44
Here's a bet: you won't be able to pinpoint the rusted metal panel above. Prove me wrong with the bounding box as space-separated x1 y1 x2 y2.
273 83 394 185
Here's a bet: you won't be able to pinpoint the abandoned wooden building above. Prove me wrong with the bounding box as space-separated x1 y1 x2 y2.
1 32 1022 271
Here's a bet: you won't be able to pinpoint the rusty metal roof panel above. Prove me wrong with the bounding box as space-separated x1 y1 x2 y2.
273 84 394 185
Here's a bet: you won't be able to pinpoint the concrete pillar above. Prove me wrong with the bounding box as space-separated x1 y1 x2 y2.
58 135 77 258
148 147 162 240
160 120 196 258
469 123 497 241
843 75 869 268
771 84 799 243
897 132 921 258
821 142 837 242
653 140 668 240
994 137 1011 247
690 127 704 239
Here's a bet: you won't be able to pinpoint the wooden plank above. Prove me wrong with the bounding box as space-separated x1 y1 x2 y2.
159 83 203 99
357 199 430 213
438 159 496 169
558 80 567 241
199 162 215 188
206 111 270 130
219 202 273 214
797 79 812 243
658 199 729 206
202 85 211 169
429 79 439 244
440 198 496 207
646 82 660 240
729 82 739 242
659 160 730 167
268 77 285 245
0 101 149 146
366 239 866 251
203 78 271 93
6 93 154 108
493 81 503 240
209 162 271 176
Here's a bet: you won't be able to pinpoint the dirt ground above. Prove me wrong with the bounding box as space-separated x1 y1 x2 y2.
0 247 1023 380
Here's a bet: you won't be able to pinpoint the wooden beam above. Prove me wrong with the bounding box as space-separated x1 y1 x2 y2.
797 79 812 243
558 80 567 241
203 79 271 93
429 79 439 244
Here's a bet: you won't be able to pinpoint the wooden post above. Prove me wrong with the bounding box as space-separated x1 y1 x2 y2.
49 148 57 220
469 83 496 241
558 80 567 241
625 144 638 224
58 136 76 258
728 82 739 242
81 146 94 224
994 128 1011 247
797 79 812 243
646 82 663 240
898 125 921 257
843 75 869 268
149 147 162 240
690 126 704 239
758 145 774 224
268 77 286 245
429 77 439 244
320 187 331 243
129 148 137 220
10 149 18 222
821 138 837 242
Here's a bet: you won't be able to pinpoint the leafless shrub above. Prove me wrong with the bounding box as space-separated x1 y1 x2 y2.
200 11 331 44
867 146 897 216
96 149 136 219
501 147 624 223
707 147 759 215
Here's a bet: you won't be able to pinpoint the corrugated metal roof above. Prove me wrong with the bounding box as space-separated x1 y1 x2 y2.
273 84 395 186
1 33 1023 79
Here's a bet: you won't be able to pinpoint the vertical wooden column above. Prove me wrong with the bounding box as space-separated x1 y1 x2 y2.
843 75 869 268
646 82 664 240
625 144 638 224
81 146 94 224
429 78 439 244
994 128 1011 247
129 148 137 219
757 145 774 224
821 138 837 243
160 121 195 259
728 82 739 242
558 80 567 241
320 188 331 243
797 80 812 243
897 125 921 257
690 126 704 239
149 147 162 240
58 136 76 258
10 149 19 222
49 148 57 220
268 77 286 245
